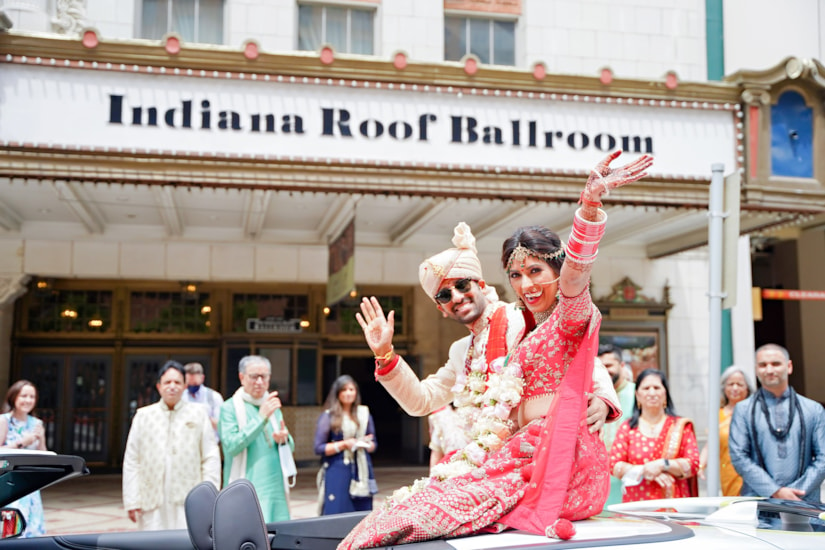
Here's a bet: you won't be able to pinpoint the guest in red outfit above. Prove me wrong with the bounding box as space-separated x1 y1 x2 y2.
609 369 700 502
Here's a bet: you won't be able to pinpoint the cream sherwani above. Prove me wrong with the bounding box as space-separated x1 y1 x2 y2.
122 399 220 531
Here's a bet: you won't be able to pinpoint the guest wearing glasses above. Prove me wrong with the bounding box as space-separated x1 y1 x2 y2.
356 221 621 476
219 355 294 522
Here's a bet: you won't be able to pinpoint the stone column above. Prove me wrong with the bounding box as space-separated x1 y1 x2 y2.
0 274 30 394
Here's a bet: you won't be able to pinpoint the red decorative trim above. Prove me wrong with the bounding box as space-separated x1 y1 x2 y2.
749 105 760 177
164 36 181 55
532 62 546 81
464 57 478 76
599 67 613 85
81 29 99 49
393 51 408 70
243 41 259 60
320 46 334 65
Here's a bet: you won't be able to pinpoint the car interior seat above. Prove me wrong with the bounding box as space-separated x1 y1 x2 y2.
184 481 218 550
212 479 269 550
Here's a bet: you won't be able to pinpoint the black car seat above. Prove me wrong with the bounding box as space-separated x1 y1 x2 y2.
212 479 269 550
184 481 218 550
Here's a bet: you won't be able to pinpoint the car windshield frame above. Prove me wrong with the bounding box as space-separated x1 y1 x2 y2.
0 451 87 507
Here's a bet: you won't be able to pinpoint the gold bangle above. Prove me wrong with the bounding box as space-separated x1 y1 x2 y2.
374 346 394 361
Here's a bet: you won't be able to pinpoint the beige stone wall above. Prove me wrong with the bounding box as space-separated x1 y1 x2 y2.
282 406 323 463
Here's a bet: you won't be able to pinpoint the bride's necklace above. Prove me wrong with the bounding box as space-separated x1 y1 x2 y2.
533 310 552 326
531 301 558 327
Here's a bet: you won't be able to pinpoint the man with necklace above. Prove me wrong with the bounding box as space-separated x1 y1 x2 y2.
356 222 621 466
729 343 825 503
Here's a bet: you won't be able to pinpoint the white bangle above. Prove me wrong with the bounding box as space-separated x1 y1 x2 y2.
333 442 340 453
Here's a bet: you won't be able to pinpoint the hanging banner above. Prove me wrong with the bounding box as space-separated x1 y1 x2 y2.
327 218 356 306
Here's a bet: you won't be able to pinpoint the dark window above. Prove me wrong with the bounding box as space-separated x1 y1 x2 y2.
445 16 515 66
325 295 403 336
232 293 310 332
26 288 113 333
140 0 224 44
129 291 211 333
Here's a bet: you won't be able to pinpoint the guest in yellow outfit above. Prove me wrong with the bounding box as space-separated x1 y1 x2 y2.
699 365 753 495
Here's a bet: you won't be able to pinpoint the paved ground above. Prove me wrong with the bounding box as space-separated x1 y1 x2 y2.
40 465 429 535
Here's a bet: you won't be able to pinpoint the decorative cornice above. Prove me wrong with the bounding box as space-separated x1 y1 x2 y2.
0 31 742 104
0 146 720 209
726 56 825 91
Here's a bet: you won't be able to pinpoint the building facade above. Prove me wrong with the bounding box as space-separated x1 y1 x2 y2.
1 0 824 469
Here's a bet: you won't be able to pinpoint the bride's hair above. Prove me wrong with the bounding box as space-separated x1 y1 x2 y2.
501 226 565 274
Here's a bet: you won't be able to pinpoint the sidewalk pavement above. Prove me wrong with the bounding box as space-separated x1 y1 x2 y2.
40 465 429 536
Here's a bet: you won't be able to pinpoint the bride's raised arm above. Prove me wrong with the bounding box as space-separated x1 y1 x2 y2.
558 151 653 298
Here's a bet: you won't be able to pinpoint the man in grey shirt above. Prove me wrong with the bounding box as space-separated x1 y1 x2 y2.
729 343 825 503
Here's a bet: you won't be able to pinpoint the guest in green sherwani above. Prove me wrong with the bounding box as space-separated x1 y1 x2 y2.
219 355 294 522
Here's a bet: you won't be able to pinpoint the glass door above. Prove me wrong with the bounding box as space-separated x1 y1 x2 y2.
68 355 111 460
20 352 112 463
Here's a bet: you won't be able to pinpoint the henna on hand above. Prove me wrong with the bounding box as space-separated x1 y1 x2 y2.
583 151 654 203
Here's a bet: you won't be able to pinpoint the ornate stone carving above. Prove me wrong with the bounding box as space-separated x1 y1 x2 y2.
599 277 656 304
0 274 30 307
741 89 771 106
52 0 86 36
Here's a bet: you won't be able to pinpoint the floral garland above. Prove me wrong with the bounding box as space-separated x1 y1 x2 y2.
430 355 524 480
381 336 524 508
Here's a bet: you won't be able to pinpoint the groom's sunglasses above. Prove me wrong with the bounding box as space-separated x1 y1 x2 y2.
434 278 475 304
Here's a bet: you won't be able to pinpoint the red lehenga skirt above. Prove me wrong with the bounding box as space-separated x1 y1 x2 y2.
339 309 608 550
338 404 608 549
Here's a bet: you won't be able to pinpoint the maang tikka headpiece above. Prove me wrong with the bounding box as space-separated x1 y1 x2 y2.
506 243 566 271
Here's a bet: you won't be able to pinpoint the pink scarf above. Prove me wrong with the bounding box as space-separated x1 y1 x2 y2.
501 313 601 533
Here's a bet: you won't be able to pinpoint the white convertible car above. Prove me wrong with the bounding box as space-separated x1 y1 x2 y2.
0 452 823 549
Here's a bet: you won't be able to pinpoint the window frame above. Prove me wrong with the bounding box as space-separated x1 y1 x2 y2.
444 12 517 66
297 2 376 55
137 0 225 45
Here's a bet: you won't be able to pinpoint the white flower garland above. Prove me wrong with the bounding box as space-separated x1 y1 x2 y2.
430 356 524 480
382 341 524 507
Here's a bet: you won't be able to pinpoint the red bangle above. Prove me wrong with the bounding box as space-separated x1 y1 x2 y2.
375 354 400 378
579 191 602 209
572 208 607 238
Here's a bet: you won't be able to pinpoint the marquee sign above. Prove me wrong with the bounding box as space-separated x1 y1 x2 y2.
1 63 738 177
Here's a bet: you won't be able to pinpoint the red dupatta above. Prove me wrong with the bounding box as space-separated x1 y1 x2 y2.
662 417 698 498
501 312 601 534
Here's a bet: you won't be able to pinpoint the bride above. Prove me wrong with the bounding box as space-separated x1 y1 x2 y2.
340 151 653 549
